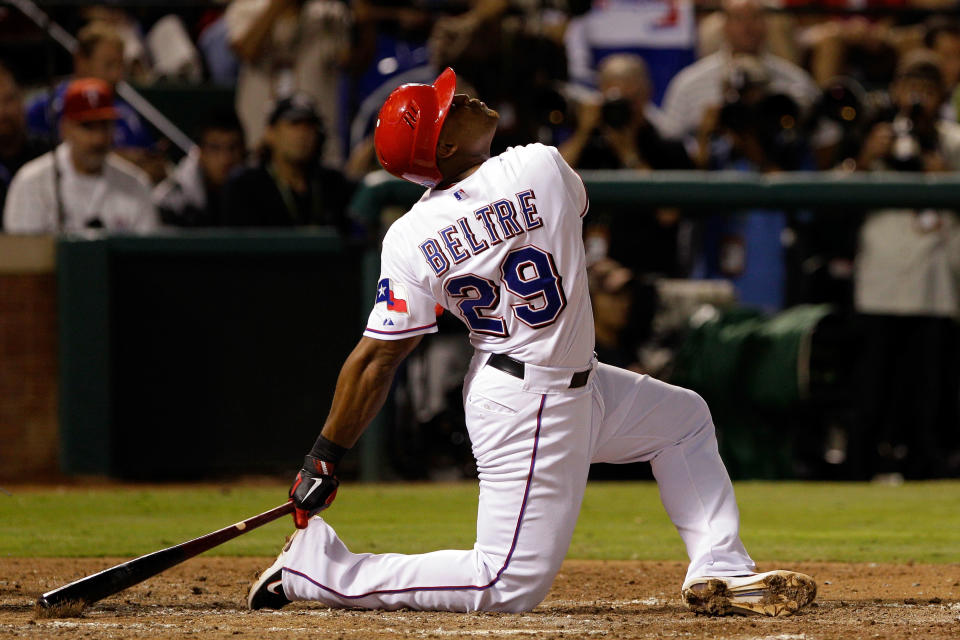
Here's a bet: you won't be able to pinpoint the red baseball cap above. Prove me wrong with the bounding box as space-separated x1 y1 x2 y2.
62 78 120 122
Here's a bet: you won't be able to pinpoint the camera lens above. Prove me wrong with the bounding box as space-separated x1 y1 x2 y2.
601 98 632 129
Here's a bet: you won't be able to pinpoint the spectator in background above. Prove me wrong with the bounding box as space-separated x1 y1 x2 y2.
154 110 246 227
561 54 689 170
3 78 157 233
690 56 812 313
562 54 692 283
78 4 153 83
661 0 821 143
25 22 158 179
226 0 350 166
221 94 352 228
0 61 50 230
850 51 960 479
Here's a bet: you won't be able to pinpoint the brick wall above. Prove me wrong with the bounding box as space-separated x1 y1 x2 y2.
0 267 59 480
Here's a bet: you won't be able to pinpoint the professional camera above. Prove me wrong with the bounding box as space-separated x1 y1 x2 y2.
601 96 633 129
885 99 934 172
719 88 806 170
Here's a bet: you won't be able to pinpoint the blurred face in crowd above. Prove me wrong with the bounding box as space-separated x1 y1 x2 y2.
200 128 245 187
598 55 651 124
75 40 125 87
723 0 767 55
892 76 943 123
62 118 114 174
0 69 25 146
932 32 960 90
266 118 319 166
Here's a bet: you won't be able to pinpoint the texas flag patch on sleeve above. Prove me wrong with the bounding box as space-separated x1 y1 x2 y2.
376 278 408 314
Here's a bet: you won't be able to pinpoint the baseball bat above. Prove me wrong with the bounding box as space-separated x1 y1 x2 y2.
37 501 294 609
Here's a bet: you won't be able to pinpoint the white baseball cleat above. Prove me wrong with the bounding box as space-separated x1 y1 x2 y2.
681 570 817 617
247 530 301 610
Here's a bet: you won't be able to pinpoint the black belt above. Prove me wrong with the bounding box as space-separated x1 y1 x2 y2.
487 353 592 389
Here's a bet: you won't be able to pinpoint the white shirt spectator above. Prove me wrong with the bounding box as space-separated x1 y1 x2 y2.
3 143 158 233
661 50 821 140
854 120 960 319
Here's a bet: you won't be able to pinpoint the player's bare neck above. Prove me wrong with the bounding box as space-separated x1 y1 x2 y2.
437 154 488 189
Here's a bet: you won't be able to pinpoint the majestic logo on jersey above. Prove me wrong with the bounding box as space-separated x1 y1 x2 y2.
376 278 409 314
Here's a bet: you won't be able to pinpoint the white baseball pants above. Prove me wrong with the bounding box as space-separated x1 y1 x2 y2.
281 353 755 611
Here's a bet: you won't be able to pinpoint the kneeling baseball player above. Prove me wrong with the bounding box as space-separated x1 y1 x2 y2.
248 68 817 616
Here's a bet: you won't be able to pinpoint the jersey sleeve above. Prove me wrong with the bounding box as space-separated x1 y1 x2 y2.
545 146 589 218
363 229 440 341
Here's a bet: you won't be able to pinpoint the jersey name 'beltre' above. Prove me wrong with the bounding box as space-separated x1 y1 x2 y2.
418 188 542 277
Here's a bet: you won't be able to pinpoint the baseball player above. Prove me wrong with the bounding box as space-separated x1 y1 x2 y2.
248 68 817 616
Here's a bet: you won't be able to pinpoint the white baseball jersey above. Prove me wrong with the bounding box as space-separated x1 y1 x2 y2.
278 142 757 613
364 143 593 369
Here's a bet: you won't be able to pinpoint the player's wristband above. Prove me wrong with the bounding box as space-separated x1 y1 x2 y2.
308 434 349 466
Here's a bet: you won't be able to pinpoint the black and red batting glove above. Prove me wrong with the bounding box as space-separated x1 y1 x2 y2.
289 455 340 529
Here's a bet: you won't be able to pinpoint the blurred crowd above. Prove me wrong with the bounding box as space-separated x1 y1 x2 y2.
1 0 959 480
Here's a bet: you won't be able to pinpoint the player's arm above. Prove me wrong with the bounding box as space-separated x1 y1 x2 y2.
288 334 421 528
320 335 422 447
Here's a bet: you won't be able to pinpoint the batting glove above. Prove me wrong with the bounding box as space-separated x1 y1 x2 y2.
289 455 340 529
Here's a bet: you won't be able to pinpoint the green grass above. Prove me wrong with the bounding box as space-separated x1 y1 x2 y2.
1 481 958 563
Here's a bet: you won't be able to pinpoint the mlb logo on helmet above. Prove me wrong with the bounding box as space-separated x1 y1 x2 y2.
376 278 408 313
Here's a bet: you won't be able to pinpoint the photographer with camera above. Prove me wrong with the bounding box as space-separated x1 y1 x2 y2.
695 55 808 173
561 54 692 289
856 53 957 174
560 54 691 172
661 0 820 145
690 56 810 313
850 50 960 480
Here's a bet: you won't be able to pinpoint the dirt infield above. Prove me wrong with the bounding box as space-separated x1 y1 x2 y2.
1 558 958 639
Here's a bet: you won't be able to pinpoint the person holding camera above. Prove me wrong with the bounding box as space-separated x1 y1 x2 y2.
694 55 808 173
690 56 810 313
661 0 820 145
560 54 690 172
850 51 960 480
561 55 692 282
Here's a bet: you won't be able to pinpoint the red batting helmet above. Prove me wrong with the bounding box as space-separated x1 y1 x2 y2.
374 67 456 188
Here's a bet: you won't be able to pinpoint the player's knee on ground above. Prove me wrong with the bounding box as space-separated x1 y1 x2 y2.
473 557 556 612
476 579 552 613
